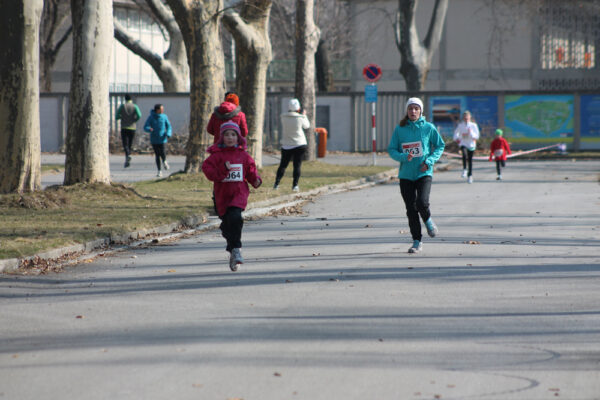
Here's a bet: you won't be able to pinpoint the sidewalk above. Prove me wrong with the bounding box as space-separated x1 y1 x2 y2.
41 152 398 187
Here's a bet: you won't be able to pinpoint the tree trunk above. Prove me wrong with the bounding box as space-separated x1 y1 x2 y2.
222 0 273 168
64 0 112 185
114 0 189 92
0 0 43 194
395 0 448 92
166 0 225 173
316 39 333 92
295 0 320 161
39 0 72 92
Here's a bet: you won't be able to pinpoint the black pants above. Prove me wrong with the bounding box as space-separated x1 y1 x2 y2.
152 143 166 170
496 159 506 175
121 129 135 158
460 146 474 176
399 176 432 242
220 207 243 252
275 145 307 187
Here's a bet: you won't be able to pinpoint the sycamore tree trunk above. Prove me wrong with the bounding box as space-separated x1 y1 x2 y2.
64 0 112 185
222 0 273 167
114 0 189 92
40 0 72 92
316 39 333 92
395 0 448 92
0 0 43 194
166 0 225 173
295 0 320 161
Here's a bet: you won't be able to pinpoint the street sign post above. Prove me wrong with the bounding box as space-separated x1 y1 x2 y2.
362 64 382 165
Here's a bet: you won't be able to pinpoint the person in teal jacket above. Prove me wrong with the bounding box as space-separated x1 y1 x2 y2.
144 104 172 177
388 97 445 254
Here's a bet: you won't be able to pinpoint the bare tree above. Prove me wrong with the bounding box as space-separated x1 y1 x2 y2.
165 0 226 173
394 0 448 92
0 0 43 193
222 0 273 167
40 0 72 92
270 0 351 91
64 0 113 185
114 0 189 92
295 0 320 160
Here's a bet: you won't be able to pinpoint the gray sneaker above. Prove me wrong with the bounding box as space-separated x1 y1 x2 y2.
229 248 244 271
408 240 422 254
163 160 170 170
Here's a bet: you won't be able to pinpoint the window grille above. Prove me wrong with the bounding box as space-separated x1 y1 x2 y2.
539 0 598 70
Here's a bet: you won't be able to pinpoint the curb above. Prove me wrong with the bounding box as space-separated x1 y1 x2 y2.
0 168 397 275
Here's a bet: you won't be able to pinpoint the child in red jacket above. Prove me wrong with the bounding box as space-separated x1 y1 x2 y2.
202 121 262 271
489 129 512 180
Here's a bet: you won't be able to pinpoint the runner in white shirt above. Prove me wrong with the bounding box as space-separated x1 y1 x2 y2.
453 111 480 183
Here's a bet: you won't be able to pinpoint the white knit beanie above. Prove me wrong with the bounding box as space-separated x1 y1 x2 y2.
289 98 301 111
405 97 424 114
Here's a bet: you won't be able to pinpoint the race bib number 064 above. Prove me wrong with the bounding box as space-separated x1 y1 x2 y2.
402 141 423 157
223 164 243 182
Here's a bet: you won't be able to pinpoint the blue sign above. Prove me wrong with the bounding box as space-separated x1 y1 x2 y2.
365 84 377 103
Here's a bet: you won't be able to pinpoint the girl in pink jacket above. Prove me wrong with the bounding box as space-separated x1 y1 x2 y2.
202 121 262 271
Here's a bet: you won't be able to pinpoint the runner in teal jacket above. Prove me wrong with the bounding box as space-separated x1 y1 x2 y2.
388 116 445 180
388 98 445 254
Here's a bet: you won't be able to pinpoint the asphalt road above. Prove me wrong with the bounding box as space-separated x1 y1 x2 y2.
2 159 600 400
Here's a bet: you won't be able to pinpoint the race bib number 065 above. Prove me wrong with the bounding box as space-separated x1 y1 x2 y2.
223 164 243 182
402 141 423 157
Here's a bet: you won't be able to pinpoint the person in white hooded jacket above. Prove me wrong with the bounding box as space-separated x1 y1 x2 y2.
453 110 480 183
274 98 310 191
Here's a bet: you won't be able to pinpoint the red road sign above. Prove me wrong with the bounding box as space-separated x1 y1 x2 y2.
362 64 382 82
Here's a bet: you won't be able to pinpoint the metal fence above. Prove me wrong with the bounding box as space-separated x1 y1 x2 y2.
40 91 600 153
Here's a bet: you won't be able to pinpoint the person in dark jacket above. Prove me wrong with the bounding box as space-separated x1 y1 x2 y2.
202 121 262 272
206 92 248 144
143 104 172 177
115 94 142 168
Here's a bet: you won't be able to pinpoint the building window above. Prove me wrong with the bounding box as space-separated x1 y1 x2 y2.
540 1 598 70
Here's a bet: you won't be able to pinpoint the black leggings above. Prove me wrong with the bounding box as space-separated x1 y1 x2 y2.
275 145 307 187
220 207 243 252
460 146 474 176
152 143 166 170
399 176 432 242
121 129 135 158
496 159 506 175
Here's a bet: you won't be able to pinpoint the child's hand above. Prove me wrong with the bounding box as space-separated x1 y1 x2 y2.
252 178 262 188
407 153 414 161
225 161 231 170
420 162 428 172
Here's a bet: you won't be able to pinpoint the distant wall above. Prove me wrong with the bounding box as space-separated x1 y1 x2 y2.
39 91 600 153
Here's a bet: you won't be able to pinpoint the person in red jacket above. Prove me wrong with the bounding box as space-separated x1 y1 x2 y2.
206 92 248 144
489 129 512 180
202 121 262 271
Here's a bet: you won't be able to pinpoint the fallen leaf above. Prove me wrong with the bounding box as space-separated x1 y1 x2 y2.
464 240 480 245
378 338 384 342
75 315 84 319
312 253 320 256
364 224 372 228
285 279 293 283
273 372 282 377
167 269 176 273
329 278 339 282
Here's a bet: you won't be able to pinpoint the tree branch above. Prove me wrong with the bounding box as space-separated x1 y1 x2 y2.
423 0 448 52
114 19 163 69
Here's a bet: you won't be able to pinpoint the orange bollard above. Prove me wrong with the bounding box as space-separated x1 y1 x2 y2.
316 127 328 158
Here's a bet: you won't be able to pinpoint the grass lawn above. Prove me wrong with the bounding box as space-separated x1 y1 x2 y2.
0 162 390 260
